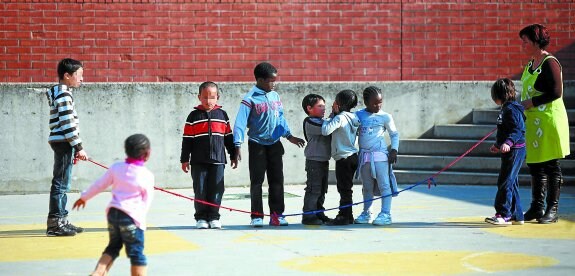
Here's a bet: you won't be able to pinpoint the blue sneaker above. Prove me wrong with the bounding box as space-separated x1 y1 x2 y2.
372 212 392 226
354 211 373 224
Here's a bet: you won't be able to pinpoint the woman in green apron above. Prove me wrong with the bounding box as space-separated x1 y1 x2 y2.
519 24 570 224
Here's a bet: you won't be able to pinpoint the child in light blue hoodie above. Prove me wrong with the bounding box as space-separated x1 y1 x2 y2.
355 86 399 226
322 90 360 226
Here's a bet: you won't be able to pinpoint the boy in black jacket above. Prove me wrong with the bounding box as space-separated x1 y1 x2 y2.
180 81 237 229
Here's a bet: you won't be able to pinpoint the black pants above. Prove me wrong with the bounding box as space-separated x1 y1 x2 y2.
302 160 329 220
248 141 285 219
191 164 225 221
335 153 358 219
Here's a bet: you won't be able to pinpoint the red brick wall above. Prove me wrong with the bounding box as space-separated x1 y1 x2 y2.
0 0 573 82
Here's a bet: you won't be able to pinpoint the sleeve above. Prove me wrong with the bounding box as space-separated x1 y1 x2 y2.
502 108 523 146
385 114 400 151
55 94 83 151
532 58 563 107
81 167 114 201
233 97 251 147
223 111 237 160
180 113 194 163
142 173 155 213
322 115 343 136
278 97 292 138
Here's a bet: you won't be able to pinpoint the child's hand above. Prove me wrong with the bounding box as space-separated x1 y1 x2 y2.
489 145 500 153
332 102 340 114
500 143 511 153
75 149 88 161
235 147 242 161
181 162 190 173
231 159 238 169
288 136 305 148
73 198 86 210
389 149 398 164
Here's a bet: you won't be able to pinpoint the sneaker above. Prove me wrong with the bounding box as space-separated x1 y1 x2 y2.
270 216 289 226
209 220 222 229
354 211 373 224
372 212 392 226
63 220 84 233
196 219 209 229
46 225 76 237
484 214 511 225
250 218 264 228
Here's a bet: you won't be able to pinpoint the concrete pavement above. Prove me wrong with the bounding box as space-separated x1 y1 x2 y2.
0 184 574 275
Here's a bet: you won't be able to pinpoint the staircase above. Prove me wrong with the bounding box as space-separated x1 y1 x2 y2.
395 93 575 186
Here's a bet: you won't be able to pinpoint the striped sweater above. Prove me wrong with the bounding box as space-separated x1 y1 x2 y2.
180 105 236 164
46 84 83 151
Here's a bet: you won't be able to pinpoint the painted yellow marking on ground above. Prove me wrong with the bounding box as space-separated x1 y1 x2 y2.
280 251 558 275
448 216 575 240
0 222 199 262
234 233 300 245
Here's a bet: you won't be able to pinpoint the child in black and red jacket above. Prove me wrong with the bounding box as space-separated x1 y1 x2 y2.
180 81 237 229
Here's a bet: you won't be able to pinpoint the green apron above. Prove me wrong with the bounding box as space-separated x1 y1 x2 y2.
520 55 570 164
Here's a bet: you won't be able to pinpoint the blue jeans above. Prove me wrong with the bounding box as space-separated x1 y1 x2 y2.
104 208 146 266
191 163 225 221
48 143 74 218
494 147 526 220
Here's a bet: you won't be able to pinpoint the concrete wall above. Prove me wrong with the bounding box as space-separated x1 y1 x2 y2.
0 81 520 194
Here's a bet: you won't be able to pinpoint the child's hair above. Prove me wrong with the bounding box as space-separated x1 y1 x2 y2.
301 94 325 115
335 89 358 112
254 62 277 80
519 24 550 49
125 134 151 159
363 86 382 104
57 58 83 80
198 81 219 95
491 78 516 103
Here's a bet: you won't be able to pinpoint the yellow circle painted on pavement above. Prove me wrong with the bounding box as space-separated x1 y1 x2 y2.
0 222 199 262
280 251 558 275
447 216 575 240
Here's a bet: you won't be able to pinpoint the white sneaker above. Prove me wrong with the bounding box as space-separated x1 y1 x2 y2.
372 212 392 226
278 216 288 226
209 220 222 229
196 219 209 229
354 211 373 224
250 218 264 228
485 215 511 225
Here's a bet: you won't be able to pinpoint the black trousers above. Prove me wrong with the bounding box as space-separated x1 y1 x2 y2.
191 163 225 221
302 159 329 220
335 153 358 219
248 141 285 219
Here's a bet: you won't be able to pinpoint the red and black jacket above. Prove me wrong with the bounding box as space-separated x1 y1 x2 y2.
180 105 236 164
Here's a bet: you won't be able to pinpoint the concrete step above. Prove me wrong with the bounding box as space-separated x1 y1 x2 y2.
394 170 575 186
472 108 575 125
394 155 575 174
433 124 575 140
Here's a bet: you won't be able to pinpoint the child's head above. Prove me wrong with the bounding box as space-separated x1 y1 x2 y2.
302 94 326 118
125 134 151 161
335 89 358 113
491 78 516 105
254 62 277 92
198 81 219 111
57 58 83 88
363 86 383 113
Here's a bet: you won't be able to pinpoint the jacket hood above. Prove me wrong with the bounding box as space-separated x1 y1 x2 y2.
504 101 524 112
194 104 222 111
342 111 361 128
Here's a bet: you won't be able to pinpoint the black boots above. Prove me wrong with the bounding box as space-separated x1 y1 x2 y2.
523 175 546 221
538 174 562 224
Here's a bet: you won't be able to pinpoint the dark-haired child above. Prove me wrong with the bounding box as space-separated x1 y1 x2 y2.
73 134 155 276
180 81 237 230
354 86 400 226
233 62 305 227
322 90 360 225
301 94 332 225
485 78 526 226
46 58 88 236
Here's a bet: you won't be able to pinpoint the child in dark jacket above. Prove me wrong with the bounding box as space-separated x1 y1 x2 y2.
485 78 526 226
180 81 237 229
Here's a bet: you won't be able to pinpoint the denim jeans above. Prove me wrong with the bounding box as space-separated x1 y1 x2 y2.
248 141 285 219
302 160 329 220
335 153 358 219
48 143 74 219
494 147 526 220
191 163 225 221
104 208 147 266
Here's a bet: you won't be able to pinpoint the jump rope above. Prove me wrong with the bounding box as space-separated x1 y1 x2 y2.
83 128 497 221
